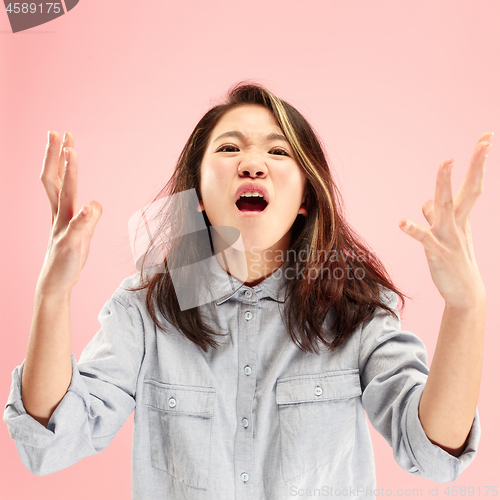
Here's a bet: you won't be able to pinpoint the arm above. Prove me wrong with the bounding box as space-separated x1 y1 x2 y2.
359 288 481 482
4 284 144 476
399 132 492 457
418 303 484 457
21 130 102 427
21 289 73 428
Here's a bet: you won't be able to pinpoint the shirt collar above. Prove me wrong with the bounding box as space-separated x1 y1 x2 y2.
206 255 290 305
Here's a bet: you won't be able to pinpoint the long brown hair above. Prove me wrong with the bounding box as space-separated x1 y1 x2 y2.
125 80 408 354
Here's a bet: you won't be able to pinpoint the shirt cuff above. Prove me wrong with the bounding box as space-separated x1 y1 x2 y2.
405 384 481 482
3 353 91 449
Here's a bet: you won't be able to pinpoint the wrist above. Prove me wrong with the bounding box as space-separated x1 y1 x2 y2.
444 298 486 315
35 284 72 301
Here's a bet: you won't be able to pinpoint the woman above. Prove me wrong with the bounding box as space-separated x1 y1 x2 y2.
4 82 488 499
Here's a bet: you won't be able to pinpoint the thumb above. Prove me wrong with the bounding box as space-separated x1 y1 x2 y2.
85 200 103 219
82 200 103 234
67 201 102 235
68 204 92 232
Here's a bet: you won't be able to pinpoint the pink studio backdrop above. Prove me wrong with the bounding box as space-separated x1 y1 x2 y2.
1 1 499 498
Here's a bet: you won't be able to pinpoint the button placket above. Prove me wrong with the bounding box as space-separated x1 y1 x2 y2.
235 301 257 495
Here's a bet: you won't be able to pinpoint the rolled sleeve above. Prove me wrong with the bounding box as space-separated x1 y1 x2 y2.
3 288 145 476
360 288 481 482
404 384 480 482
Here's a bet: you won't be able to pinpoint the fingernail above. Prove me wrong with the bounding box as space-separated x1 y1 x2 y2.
443 159 454 171
64 148 69 161
63 131 68 143
47 131 52 144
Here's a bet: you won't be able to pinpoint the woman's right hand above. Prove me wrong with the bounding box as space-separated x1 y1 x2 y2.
37 131 102 294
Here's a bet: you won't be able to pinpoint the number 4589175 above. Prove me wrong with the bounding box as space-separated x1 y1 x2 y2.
6 3 62 14
443 486 498 496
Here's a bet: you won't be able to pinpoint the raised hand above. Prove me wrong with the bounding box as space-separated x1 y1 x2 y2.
37 131 103 294
398 132 493 309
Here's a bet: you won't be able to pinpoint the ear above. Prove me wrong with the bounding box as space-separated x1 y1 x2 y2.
298 200 308 217
196 200 205 212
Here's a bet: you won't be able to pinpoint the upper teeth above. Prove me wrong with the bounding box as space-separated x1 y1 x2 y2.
239 191 264 198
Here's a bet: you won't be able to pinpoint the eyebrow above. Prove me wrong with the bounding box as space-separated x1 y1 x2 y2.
212 130 289 144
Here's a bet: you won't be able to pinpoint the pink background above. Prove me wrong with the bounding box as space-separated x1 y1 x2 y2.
1 1 499 498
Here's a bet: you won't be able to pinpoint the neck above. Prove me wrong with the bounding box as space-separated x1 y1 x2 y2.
212 232 291 287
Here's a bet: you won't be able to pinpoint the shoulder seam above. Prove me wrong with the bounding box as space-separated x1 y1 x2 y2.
112 289 132 308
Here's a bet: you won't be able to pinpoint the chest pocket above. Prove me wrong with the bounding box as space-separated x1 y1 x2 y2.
143 379 216 491
276 369 361 482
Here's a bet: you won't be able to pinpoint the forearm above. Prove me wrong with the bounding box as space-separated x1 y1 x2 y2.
418 300 485 457
21 287 73 428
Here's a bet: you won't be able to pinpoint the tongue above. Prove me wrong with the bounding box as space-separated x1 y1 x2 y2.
237 197 267 212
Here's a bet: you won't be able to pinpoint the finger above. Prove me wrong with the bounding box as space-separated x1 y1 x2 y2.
55 147 79 232
57 131 74 183
454 134 493 228
433 158 456 234
40 131 63 220
422 199 435 226
398 219 436 251
475 131 494 144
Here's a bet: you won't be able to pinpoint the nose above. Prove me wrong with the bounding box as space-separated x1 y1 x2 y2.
237 155 268 178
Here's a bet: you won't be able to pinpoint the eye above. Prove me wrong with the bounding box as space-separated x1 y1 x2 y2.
216 145 290 156
270 148 290 156
216 145 239 152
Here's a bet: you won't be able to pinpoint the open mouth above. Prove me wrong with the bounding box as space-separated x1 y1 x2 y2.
236 196 268 212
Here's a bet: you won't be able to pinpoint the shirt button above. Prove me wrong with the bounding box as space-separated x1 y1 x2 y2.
314 386 323 396
241 472 249 482
244 365 252 375
244 311 253 320
242 418 249 428
168 397 177 407
244 290 252 298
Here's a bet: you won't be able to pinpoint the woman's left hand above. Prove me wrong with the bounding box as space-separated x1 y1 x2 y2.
399 132 493 309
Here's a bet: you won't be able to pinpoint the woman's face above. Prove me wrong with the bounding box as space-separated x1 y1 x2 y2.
199 104 308 254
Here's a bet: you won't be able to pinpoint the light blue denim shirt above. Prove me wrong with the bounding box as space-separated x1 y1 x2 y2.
4 257 480 499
